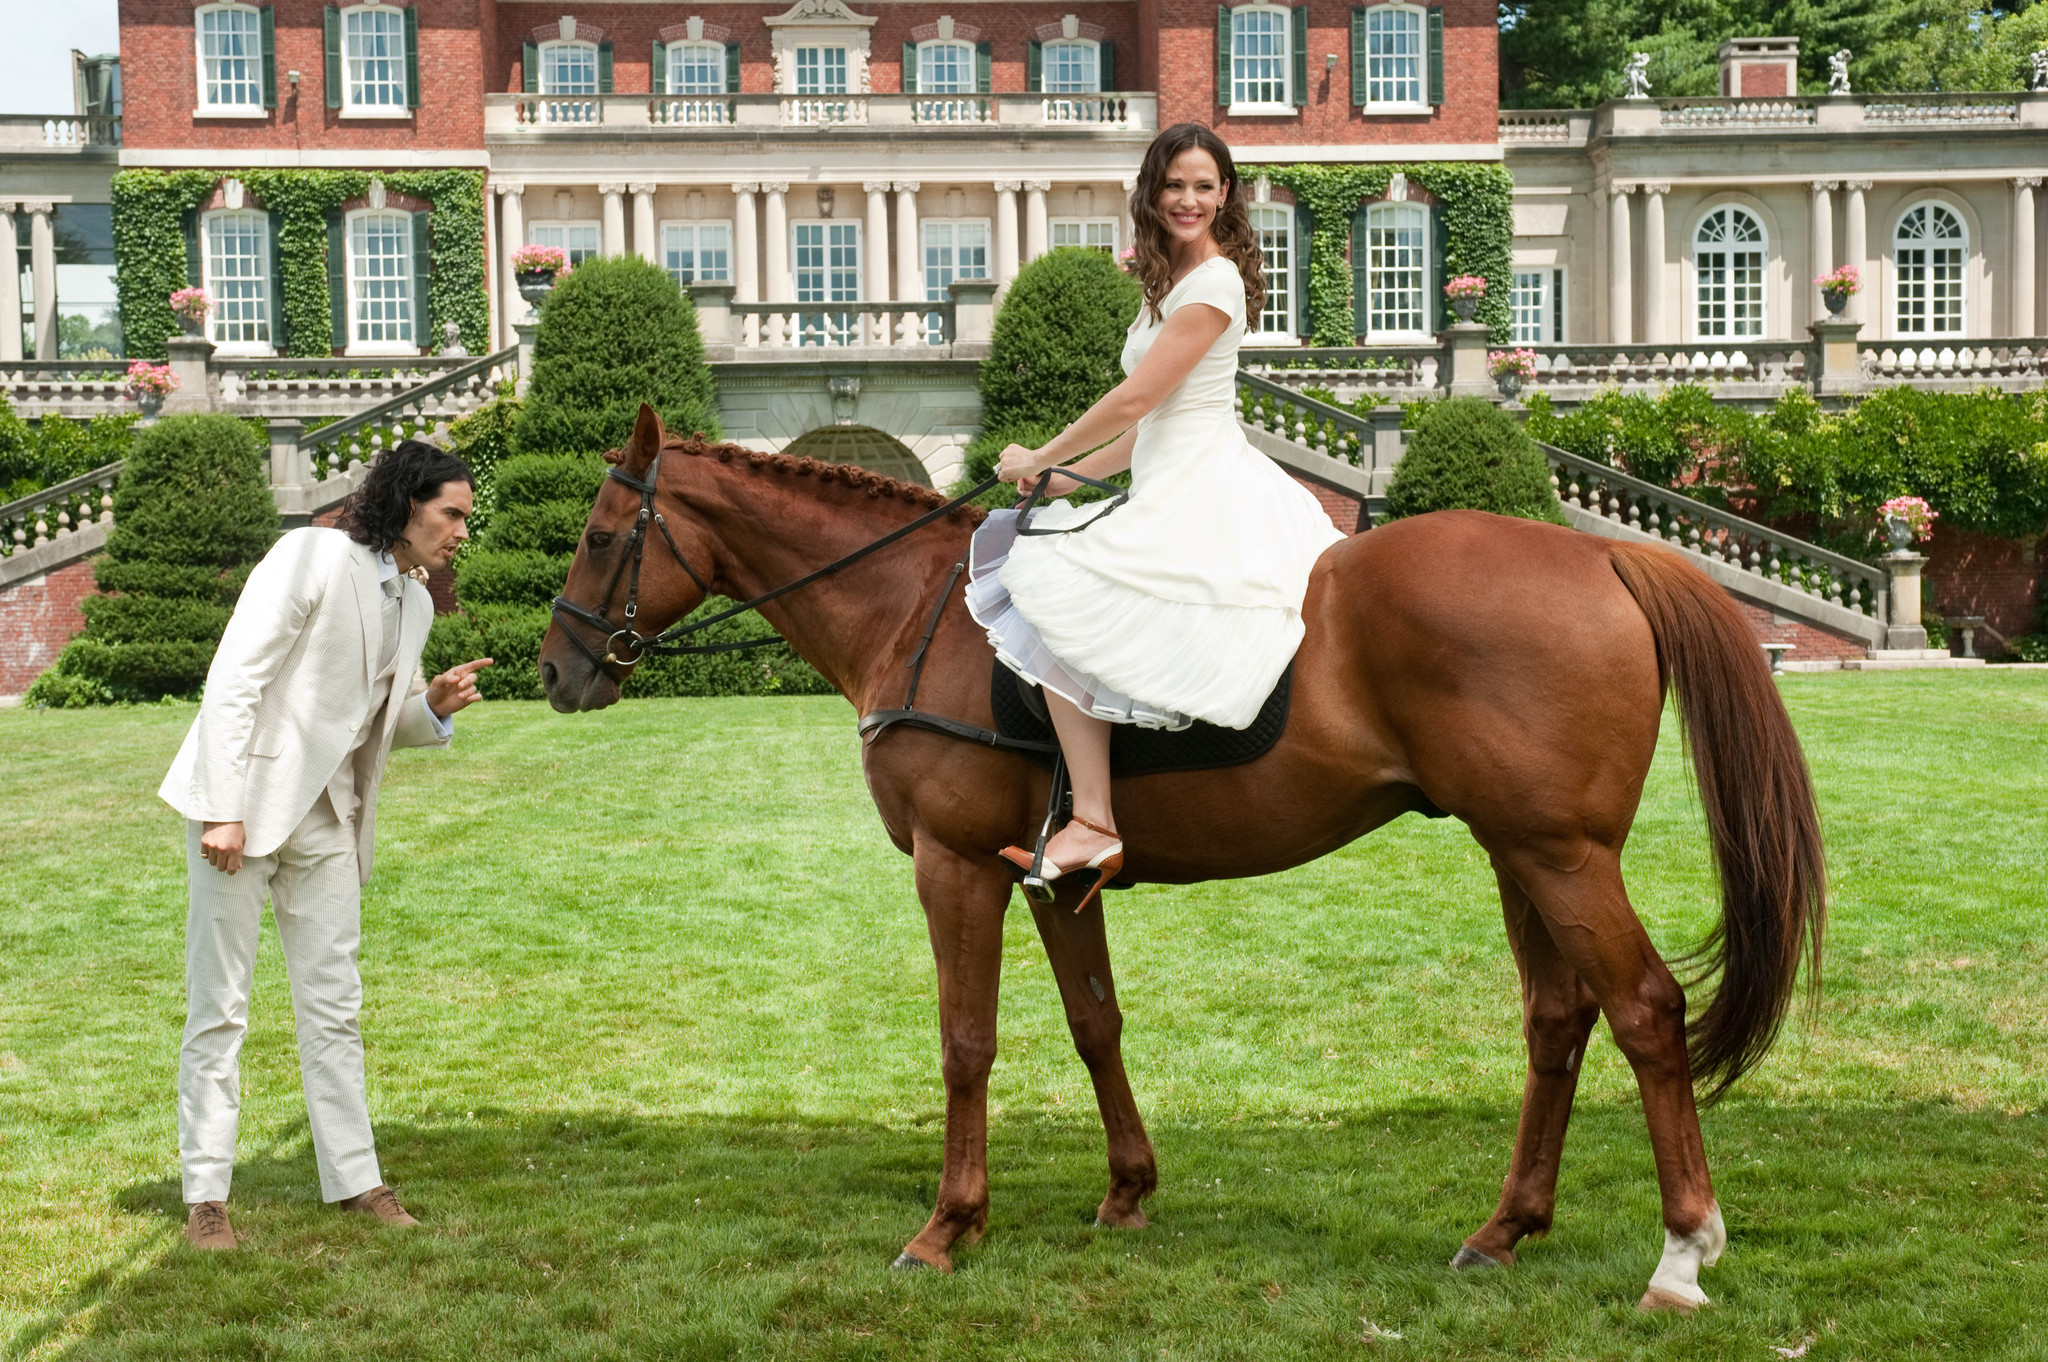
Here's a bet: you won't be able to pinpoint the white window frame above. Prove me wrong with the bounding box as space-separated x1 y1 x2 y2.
917 40 975 95
1511 266 1567 344
538 39 600 96
1362 4 1428 112
339 3 409 118
343 208 416 356
1250 205 1295 339
661 221 733 287
1893 201 1967 339
201 209 273 355
1364 201 1429 340
194 4 267 117
1693 205 1768 341
792 219 862 346
667 41 726 95
795 46 849 95
1050 218 1119 252
527 220 603 266
1229 5 1292 115
1041 39 1100 94
921 218 989 345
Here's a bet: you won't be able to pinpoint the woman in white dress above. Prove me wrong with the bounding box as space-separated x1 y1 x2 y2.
966 123 1344 907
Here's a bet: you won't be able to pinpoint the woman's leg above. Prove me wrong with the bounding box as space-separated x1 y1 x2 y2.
1043 692 1120 867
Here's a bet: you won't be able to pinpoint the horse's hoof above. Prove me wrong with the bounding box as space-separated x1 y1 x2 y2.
1095 1206 1149 1229
891 1251 932 1272
1638 1287 1707 1314
1450 1245 1504 1271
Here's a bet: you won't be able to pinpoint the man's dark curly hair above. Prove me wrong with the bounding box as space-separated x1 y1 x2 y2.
333 440 475 555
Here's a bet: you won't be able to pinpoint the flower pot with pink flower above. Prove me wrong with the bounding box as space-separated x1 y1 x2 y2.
1444 274 1488 322
1814 265 1862 318
169 287 210 337
512 245 569 303
124 360 180 415
1487 347 1537 400
1879 494 1937 552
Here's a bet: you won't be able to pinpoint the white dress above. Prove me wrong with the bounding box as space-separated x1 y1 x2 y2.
966 255 1344 731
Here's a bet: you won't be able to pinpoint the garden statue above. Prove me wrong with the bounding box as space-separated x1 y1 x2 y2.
1623 52 1652 99
2031 49 2048 92
1828 49 1852 95
438 321 468 358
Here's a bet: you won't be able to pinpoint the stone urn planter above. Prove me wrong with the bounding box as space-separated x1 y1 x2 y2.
177 313 205 336
516 270 557 306
1821 286 1851 318
1495 372 1524 401
1883 514 1918 552
1449 295 1481 323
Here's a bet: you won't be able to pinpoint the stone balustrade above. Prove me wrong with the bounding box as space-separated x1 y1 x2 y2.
0 114 121 149
3 352 493 422
1858 338 2048 390
1557 89 2048 140
1 464 118 563
485 91 1157 137
1239 347 1441 404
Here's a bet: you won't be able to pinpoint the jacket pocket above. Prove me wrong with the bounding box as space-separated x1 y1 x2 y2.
250 726 286 759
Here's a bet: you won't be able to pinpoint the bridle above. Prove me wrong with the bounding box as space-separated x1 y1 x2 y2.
548 446 1131 681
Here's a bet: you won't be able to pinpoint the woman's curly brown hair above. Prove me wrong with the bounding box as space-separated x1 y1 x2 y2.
1128 123 1264 326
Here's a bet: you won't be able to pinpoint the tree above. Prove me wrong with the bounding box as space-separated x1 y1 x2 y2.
1384 396 1568 524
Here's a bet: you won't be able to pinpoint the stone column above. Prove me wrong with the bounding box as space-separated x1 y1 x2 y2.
1842 180 1870 326
631 182 658 264
2014 177 2040 337
763 181 791 341
162 335 215 412
689 282 735 356
892 182 921 314
267 418 311 519
1444 322 1493 397
1884 550 1929 651
0 202 19 363
1641 183 1668 345
599 183 627 258
27 202 56 360
1809 180 1836 323
1023 180 1050 263
1605 184 1632 346
496 184 528 339
732 183 760 302
864 181 893 341
949 277 998 353
1120 176 1138 255
993 180 1021 289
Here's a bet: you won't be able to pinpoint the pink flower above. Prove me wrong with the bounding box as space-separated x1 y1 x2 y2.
124 360 180 401
1444 274 1488 300
512 244 570 274
168 287 210 321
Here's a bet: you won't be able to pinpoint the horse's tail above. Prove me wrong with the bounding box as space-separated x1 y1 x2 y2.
1606 542 1827 1105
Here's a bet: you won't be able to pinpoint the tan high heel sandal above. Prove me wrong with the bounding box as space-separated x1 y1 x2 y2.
998 815 1125 914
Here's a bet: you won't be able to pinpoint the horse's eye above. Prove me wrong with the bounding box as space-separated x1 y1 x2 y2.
587 531 614 550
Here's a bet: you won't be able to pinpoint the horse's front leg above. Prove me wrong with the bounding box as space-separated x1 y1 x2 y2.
1025 892 1157 1227
895 836 1012 1273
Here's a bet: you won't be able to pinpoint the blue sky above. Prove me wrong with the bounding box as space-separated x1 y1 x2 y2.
1 0 120 114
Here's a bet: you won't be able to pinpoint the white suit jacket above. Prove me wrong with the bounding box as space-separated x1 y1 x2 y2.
159 527 448 882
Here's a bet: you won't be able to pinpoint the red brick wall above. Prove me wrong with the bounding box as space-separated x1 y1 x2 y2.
1151 0 1496 146
119 0 491 154
1294 476 1366 533
1735 61 1788 97
1922 528 2045 646
0 559 98 697
1735 600 1868 663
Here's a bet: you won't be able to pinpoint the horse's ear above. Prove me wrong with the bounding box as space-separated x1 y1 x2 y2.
622 403 666 472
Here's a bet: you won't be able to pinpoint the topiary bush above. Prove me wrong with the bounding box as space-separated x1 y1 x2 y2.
27 414 278 705
1384 396 1567 525
512 256 720 456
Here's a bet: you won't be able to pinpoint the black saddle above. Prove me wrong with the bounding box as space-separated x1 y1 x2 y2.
990 662 1294 777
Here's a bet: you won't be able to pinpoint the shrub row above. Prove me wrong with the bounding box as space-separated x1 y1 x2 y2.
0 395 137 502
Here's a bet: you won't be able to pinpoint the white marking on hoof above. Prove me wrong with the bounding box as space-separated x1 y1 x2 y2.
890 1251 931 1272
1449 1245 1503 1270
1642 1204 1725 1310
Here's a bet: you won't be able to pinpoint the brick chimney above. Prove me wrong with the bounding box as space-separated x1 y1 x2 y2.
1718 36 1799 98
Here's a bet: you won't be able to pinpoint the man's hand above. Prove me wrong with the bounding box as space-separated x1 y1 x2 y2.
426 658 493 720
200 821 246 876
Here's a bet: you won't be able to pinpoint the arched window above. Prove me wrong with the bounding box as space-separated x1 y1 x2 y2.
1363 201 1428 339
917 40 974 94
345 210 415 351
1041 40 1099 93
667 42 726 95
1362 4 1424 108
203 210 271 351
1694 206 1766 339
1229 6 1292 110
539 40 599 95
339 4 409 112
196 4 265 112
1895 203 1965 337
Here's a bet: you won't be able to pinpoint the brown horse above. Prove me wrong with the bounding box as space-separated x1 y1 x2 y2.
539 406 1825 1312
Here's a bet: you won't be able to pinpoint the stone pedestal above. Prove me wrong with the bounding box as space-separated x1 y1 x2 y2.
949 278 998 357
1443 322 1494 398
267 419 310 505
162 335 216 413
1808 318 1864 397
1883 548 1927 649
513 321 538 399
689 283 736 360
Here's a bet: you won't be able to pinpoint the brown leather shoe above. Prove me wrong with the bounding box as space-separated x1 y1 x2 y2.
337 1184 418 1226
185 1200 236 1251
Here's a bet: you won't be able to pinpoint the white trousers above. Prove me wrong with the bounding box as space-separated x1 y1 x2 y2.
179 793 382 1205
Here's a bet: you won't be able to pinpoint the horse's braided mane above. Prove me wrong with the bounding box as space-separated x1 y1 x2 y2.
663 434 987 525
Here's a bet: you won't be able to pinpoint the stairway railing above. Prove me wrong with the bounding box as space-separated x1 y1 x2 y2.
296 345 518 484
1 462 119 562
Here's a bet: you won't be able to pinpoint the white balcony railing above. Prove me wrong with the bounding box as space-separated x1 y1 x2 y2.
487 92 1157 135
0 114 121 149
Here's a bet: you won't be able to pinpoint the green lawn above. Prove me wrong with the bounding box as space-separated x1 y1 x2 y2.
2 674 2046 1360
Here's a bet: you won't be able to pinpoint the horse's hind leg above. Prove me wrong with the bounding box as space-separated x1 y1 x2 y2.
1455 863 1601 1270
1495 844 1726 1312
1025 894 1158 1227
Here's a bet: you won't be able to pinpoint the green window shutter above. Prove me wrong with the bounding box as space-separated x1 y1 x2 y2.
260 6 277 109
1430 203 1449 332
1350 8 1366 105
651 40 666 95
1099 40 1114 91
1350 207 1369 340
324 6 342 108
903 41 917 94
1295 203 1314 336
403 5 420 109
1427 5 1443 105
411 210 433 348
1217 6 1232 103
1026 40 1042 92
725 43 741 92
523 41 537 94
598 41 613 93
182 210 202 290
327 213 348 350
976 41 991 94
1290 5 1307 107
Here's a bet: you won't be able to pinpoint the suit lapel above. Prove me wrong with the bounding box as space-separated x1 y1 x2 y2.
348 545 380 687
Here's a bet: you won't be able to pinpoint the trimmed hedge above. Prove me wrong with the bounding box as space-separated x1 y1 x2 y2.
1385 396 1567 525
28 414 278 705
513 256 721 456
0 396 137 502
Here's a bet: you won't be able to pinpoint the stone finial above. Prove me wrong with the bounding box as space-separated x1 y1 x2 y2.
1622 52 1651 100
1827 49 1851 95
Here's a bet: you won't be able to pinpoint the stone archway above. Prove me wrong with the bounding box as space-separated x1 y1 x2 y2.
781 424 934 487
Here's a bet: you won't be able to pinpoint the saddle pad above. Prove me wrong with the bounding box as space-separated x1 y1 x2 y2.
990 662 1294 777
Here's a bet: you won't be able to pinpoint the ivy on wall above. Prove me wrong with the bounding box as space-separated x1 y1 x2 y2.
110 168 489 361
1240 162 1516 347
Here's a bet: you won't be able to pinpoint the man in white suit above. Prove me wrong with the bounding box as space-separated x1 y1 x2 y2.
158 440 492 1251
